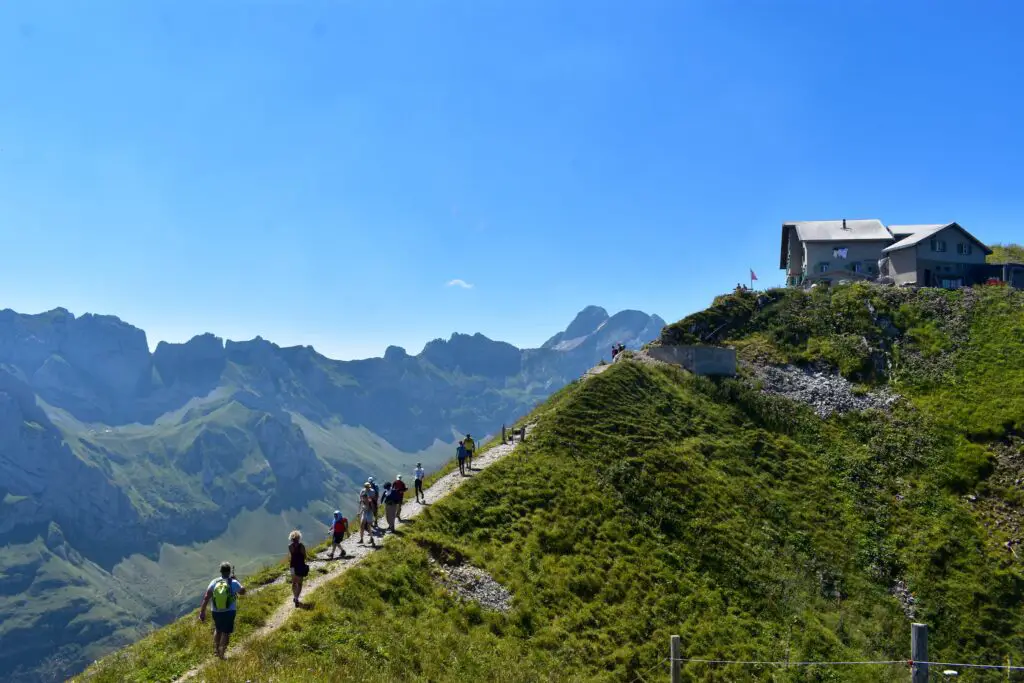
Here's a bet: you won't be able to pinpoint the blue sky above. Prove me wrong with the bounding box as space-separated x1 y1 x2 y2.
1 1 1022 360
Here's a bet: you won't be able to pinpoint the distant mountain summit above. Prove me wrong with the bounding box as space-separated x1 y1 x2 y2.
0 302 664 682
543 305 666 353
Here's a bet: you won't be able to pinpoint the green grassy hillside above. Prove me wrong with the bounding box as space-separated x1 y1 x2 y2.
79 284 1024 682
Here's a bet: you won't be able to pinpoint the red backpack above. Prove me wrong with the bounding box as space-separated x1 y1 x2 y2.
333 518 348 534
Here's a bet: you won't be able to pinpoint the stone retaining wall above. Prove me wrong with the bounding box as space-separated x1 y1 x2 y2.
646 345 737 376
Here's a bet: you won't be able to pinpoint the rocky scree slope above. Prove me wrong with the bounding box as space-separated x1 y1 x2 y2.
79 284 1024 683
0 304 661 683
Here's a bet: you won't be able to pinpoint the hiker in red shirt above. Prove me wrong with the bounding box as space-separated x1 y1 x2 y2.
326 510 348 559
392 474 408 520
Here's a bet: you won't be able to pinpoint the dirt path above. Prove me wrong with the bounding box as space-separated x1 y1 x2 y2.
175 430 531 682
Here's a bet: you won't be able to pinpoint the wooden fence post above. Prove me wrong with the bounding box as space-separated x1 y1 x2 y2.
911 623 928 683
670 634 681 683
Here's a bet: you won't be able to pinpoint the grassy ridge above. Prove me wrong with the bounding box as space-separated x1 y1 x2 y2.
79 285 1024 682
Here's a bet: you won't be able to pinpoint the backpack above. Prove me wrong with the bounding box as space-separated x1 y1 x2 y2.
384 489 400 504
333 518 348 534
211 578 235 611
464 437 476 452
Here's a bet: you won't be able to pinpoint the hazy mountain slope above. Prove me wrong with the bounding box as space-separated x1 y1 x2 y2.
77 284 1024 683
0 304 663 682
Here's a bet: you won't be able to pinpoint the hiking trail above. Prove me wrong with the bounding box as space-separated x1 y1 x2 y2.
175 427 532 682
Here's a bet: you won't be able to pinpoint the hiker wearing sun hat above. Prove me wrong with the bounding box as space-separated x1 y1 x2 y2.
358 483 376 546
392 474 408 520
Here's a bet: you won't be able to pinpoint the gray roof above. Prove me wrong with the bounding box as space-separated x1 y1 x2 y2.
889 224 945 237
780 219 891 269
786 219 891 242
882 222 993 255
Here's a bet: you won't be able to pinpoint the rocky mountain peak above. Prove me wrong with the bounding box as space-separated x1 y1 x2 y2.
384 345 407 361
542 305 610 349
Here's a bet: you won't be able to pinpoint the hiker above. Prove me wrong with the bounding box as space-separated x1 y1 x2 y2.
327 510 348 559
382 481 400 532
288 530 309 607
414 462 426 503
464 433 476 470
199 561 246 659
367 476 380 528
392 474 408 520
457 440 468 476
358 482 376 546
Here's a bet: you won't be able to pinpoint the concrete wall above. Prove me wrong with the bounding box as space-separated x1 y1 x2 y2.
802 240 891 280
647 345 737 377
785 227 802 278
889 248 919 285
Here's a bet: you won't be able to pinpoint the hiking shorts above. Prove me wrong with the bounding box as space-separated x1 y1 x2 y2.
332 533 344 545
212 610 236 634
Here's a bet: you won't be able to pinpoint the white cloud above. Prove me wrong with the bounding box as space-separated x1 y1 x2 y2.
446 279 474 289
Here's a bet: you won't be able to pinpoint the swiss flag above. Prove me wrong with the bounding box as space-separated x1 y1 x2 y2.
750 269 758 281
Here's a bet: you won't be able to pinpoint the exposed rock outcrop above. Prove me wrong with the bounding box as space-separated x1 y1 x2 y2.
750 363 899 417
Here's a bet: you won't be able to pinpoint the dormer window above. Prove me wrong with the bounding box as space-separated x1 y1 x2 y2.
956 242 972 255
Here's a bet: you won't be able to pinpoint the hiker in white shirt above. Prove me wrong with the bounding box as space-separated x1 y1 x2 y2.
414 462 426 503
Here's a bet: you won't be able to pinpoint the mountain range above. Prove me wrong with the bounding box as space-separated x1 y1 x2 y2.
75 283 1024 683
0 304 664 682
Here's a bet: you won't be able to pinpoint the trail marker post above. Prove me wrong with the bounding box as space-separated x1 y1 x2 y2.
670 634 681 683
911 623 928 683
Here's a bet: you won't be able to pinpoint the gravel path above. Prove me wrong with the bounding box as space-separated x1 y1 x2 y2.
175 430 531 682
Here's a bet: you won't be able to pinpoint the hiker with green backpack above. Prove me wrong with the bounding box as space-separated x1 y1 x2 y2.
199 561 246 659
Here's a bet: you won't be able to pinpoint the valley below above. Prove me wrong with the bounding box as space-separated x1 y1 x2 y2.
0 304 663 682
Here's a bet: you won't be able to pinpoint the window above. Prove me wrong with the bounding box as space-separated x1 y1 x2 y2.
931 238 947 252
940 278 963 290
957 242 972 255
852 262 863 273
819 263 830 273
832 247 849 259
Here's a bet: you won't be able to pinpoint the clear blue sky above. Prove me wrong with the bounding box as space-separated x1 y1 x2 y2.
1 1 1022 360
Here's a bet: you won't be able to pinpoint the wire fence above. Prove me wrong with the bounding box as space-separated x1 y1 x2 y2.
629 658 668 683
665 655 1024 680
